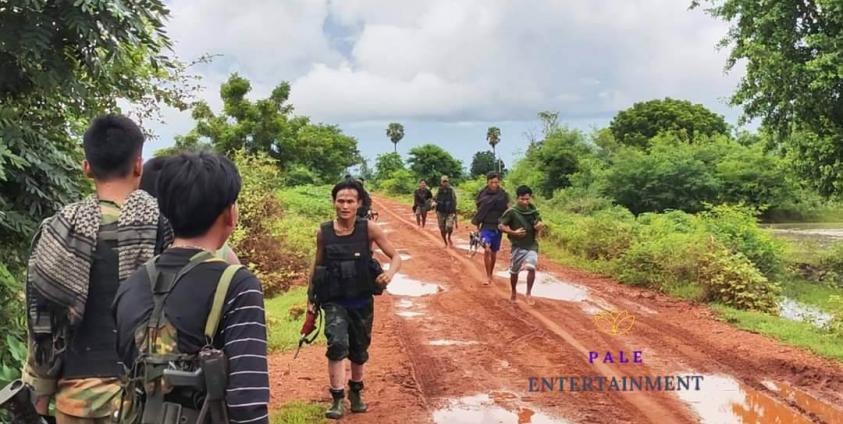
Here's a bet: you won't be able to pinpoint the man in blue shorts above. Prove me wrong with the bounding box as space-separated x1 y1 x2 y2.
473 172 509 285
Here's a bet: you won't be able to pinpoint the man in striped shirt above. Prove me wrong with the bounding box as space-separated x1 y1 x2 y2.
113 153 269 424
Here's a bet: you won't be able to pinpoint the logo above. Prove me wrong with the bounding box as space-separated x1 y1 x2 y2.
593 310 635 336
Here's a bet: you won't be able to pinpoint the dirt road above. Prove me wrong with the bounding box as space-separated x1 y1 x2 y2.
270 196 843 423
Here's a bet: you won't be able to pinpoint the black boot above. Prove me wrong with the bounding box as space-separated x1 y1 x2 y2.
325 388 344 419
348 380 368 413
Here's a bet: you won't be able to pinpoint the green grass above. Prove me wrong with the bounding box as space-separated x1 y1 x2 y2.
711 303 843 361
265 286 325 353
779 277 843 312
271 402 327 424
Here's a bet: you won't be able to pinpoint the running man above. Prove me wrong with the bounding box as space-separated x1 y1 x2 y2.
499 185 544 304
473 172 509 285
434 175 458 247
412 179 433 228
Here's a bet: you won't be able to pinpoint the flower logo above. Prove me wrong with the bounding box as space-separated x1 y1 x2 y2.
593 310 635 336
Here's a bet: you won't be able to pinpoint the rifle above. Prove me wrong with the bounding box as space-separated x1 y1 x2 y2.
159 348 229 424
294 307 321 360
0 380 52 424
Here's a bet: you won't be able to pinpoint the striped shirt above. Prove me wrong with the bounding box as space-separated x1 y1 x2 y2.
113 248 269 424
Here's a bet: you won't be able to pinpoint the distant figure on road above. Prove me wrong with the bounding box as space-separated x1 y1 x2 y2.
434 175 458 247
413 179 433 228
499 185 544 304
473 172 509 286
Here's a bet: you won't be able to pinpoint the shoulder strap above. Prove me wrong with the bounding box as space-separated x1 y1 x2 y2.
204 264 244 341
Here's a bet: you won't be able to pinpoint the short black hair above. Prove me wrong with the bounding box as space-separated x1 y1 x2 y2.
157 153 241 238
82 114 144 180
331 178 365 201
139 156 170 199
486 171 500 181
419 179 427 184
516 185 533 197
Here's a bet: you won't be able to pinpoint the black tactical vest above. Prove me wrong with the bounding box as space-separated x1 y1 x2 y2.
314 219 374 302
63 222 122 379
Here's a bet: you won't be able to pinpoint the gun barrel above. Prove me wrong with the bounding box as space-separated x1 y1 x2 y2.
0 380 48 424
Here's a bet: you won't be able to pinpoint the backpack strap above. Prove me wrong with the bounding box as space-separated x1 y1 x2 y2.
204 264 244 343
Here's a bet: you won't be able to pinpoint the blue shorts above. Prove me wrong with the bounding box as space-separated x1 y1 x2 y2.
480 228 502 252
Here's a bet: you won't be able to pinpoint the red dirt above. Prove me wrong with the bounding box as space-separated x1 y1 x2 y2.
269 196 843 423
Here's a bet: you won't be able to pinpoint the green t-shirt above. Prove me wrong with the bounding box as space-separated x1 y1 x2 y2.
499 204 542 251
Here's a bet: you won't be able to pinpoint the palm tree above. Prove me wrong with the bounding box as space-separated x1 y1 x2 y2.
386 122 404 153
486 126 501 173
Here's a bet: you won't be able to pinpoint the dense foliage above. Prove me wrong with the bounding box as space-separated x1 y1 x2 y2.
407 144 464 188
0 0 197 385
609 98 730 148
167 74 362 183
695 0 843 197
470 151 506 178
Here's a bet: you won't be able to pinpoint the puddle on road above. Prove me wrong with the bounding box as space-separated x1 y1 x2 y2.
676 374 818 424
428 339 479 346
395 299 414 308
763 380 843 423
397 311 423 318
433 393 568 424
495 271 590 302
779 298 833 328
386 273 442 297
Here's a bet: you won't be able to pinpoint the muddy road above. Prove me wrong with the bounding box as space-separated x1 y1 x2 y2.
270 196 843 423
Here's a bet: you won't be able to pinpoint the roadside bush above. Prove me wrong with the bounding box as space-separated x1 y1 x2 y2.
455 176 488 218
699 246 780 313
275 185 335 263
557 207 635 261
380 169 416 195
700 204 783 277
231 151 307 295
546 187 613 216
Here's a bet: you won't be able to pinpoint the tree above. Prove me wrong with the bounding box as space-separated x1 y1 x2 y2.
0 0 196 385
373 152 405 183
525 127 593 198
407 144 464 187
386 122 404 153
174 74 361 183
694 0 843 195
470 151 506 178
609 98 730 148
486 126 501 173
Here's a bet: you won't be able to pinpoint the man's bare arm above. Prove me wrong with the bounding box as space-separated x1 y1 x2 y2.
307 229 324 311
369 221 401 283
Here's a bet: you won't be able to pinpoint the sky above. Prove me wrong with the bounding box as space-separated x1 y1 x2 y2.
141 0 746 169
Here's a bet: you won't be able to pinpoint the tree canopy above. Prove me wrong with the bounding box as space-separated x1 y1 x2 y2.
407 144 464 187
470 151 506 178
609 98 730 149
168 74 361 183
695 0 843 196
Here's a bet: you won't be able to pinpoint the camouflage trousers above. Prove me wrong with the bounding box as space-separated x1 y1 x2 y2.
323 300 374 364
56 411 113 424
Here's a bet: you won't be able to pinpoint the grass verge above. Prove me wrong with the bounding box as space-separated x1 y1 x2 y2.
711 303 843 361
271 402 326 424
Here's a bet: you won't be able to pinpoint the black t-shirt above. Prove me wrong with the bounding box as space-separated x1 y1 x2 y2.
413 188 433 208
112 248 269 424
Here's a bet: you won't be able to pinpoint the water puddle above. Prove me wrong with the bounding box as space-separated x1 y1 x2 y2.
433 393 568 424
495 271 590 302
387 273 443 297
396 299 414 308
676 374 814 424
428 339 479 346
397 311 423 318
763 380 843 423
779 298 832 328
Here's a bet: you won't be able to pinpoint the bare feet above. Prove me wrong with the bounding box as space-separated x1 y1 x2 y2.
510 293 517 303
526 296 535 306
482 280 492 286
